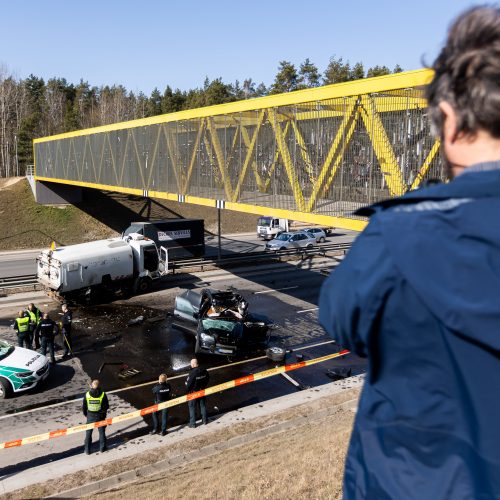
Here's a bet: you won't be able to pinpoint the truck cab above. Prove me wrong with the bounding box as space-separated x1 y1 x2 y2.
257 217 289 240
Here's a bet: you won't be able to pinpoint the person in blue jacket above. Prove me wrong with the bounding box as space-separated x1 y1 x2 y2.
319 6 500 499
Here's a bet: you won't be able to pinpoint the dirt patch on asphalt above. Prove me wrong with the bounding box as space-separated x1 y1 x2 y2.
0 180 258 251
6 387 359 499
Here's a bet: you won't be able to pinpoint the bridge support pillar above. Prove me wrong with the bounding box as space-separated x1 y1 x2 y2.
34 180 82 205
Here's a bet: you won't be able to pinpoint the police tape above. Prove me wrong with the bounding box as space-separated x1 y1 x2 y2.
0 349 349 450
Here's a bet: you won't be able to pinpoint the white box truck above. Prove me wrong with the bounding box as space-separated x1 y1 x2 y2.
36 233 168 301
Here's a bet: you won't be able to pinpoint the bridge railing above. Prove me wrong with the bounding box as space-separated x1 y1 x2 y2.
33 69 440 231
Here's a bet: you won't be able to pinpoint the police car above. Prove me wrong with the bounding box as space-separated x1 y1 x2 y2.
0 340 50 398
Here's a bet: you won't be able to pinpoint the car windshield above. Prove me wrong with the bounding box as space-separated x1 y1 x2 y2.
258 217 271 227
0 340 14 361
202 318 243 333
275 233 291 241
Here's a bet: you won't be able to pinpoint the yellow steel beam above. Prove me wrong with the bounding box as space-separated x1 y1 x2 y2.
269 109 305 212
34 175 367 232
34 69 434 144
232 110 266 201
131 130 148 188
262 121 291 193
360 95 406 197
183 119 205 195
146 126 163 189
163 125 182 192
290 119 315 183
410 139 441 190
206 117 234 201
306 98 359 212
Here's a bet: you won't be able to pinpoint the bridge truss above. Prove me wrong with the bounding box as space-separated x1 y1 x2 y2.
34 69 441 231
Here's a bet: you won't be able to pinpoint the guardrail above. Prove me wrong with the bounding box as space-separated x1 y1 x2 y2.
0 275 38 289
172 242 352 273
0 242 351 290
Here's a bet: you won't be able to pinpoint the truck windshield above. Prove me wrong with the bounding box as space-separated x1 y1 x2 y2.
0 340 14 361
258 217 271 227
123 224 144 236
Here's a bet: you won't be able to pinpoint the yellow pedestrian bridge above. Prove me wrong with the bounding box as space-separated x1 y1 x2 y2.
33 69 440 231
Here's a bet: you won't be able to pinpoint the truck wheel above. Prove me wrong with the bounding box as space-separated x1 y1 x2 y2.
0 377 12 399
135 277 152 294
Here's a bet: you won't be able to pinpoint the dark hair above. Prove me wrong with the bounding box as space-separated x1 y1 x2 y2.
427 6 500 138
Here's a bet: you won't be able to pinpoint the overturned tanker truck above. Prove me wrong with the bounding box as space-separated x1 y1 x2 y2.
36 233 168 302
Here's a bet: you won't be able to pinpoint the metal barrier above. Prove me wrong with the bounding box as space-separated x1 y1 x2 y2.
33 69 440 232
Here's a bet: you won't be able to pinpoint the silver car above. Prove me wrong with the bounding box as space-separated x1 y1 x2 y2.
304 227 327 243
265 231 316 251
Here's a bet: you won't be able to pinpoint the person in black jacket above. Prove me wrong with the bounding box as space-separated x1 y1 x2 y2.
82 379 109 454
60 303 73 359
185 358 209 428
35 312 58 364
150 373 171 436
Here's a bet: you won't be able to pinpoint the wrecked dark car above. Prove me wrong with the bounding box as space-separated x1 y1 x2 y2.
173 288 271 356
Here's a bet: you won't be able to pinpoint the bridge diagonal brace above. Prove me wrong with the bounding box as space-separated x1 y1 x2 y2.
130 131 148 189
263 121 291 192
410 139 441 190
290 119 315 184
269 109 306 212
163 125 182 192
233 110 266 201
360 95 406 197
183 119 205 195
306 98 358 212
146 126 163 189
207 117 234 201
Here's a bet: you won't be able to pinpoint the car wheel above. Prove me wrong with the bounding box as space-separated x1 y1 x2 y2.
0 377 12 399
279 246 287 251
134 277 152 294
319 237 325 243
306 244 314 249
266 346 286 363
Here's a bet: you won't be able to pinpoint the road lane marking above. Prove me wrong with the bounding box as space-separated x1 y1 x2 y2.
297 307 318 313
254 286 299 294
0 339 337 420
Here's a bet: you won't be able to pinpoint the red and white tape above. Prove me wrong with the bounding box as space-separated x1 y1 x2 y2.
0 349 349 450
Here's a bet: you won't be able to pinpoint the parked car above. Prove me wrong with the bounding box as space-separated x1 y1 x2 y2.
265 231 316 251
0 340 50 399
173 288 272 356
304 227 327 243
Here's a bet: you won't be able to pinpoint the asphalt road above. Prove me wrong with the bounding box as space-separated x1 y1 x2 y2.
0 254 365 475
0 230 358 278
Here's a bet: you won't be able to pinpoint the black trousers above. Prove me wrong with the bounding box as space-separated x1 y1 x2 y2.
84 414 107 453
152 408 169 432
62 329 72 356
40 337 55 363
18 332 32 349
188 396 207 426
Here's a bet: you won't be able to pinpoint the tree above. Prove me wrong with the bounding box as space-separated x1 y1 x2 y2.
299 58 320 88
350 62 365 81
393 64 403 73
323 57 351 84
366 65 391 78
270 61 299 94
147 87 162 117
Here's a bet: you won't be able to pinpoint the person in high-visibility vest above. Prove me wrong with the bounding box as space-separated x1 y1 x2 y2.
26 303 42 349
82 379 109 454
13 310 31 349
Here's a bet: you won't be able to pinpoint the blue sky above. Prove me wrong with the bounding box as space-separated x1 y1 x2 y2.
0 0 488 94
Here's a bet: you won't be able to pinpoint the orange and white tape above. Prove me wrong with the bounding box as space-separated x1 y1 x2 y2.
0 349 349 450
